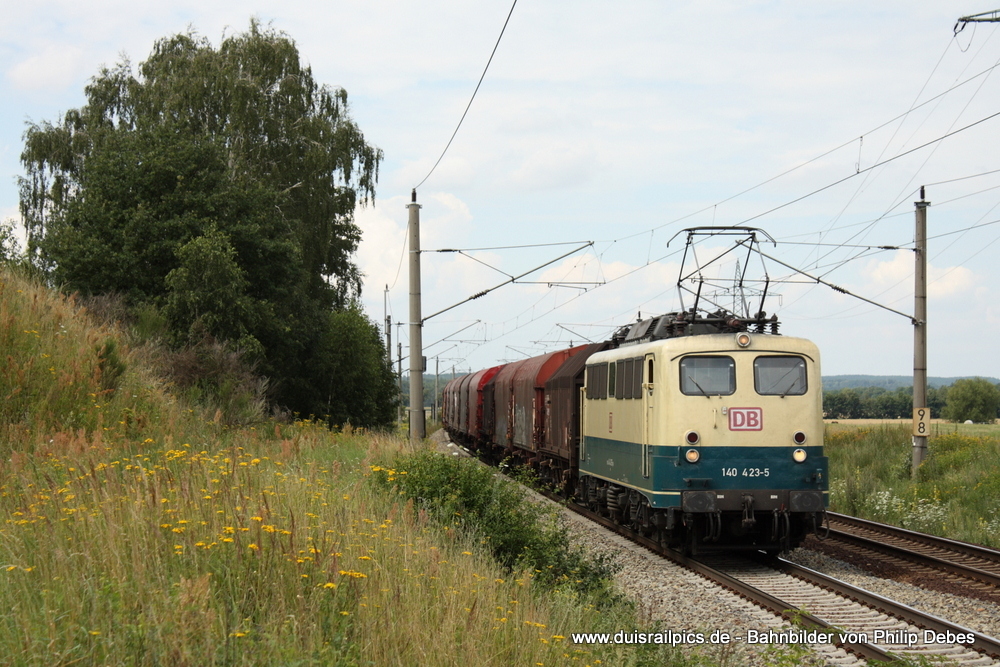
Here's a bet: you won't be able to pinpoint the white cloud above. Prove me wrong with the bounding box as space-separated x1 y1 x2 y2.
354 197 409 301
861 251 912 291
7 45 86 91
0 205 26 251
928 263 975 300
2 0 998 378
1 205 20 223
858 250 977 302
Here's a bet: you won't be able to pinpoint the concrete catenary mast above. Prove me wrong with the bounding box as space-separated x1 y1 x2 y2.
408 190 425 445
911 187 929 475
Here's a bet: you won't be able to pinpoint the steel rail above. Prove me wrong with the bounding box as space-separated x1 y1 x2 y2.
824 526 1000 589
555 493 1000 663
555 498 898 664
451 438 998 663
828 511 1000 567
768 554 1000 659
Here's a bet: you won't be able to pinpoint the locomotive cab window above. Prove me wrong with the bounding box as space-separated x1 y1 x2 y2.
754 356 807 396
680 356 735 396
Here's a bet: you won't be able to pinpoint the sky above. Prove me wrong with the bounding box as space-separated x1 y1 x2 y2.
3 1 1000 380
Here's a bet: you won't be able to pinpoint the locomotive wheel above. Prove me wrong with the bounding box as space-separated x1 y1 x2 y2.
682 524 697 556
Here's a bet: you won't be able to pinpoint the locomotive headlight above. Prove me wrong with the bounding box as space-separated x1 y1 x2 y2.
685 448 701 463
792 448 808 463
736 332 752 348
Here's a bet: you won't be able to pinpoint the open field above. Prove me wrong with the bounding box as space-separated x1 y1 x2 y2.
824 422 1000 547
825 419 1000 438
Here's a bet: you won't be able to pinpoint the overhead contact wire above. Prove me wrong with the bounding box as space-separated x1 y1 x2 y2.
733 110 1000 227
413 0 518 191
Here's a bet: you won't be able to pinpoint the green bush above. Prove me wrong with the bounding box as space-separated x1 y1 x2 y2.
916 433 980 480
369 451 621 600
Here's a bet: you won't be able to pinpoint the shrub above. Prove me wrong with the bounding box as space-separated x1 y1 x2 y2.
96 338 127 392
369 451 621 600
149 333 268 426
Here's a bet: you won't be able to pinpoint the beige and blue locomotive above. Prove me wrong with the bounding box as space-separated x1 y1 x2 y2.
578 312 827 553
442 309 828 554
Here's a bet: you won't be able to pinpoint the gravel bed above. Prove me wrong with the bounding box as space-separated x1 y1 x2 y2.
430 435 1000 664
555 509 849 666
431 435 857 665
786 546 1000 642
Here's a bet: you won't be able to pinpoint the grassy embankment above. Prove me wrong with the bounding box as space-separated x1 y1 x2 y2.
826 421 1000 546
0 268 702 667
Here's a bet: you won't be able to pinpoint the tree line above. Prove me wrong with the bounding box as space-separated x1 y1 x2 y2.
12 21 397 428
824 378 1000 423
409 375 1000 425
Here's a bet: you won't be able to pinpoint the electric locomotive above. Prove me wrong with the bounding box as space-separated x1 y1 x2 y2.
442 227 829 553
577 310 827 554
441 308 829 554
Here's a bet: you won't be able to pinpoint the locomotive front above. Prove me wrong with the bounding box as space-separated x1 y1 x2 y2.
579 325 828 554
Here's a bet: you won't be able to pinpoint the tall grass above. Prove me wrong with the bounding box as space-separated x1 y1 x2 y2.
0 268 267 455
370 450 621 600
0 268 703 666
0 423 698 665
827 424 1000 546
0 269 210 457
0 428 616 665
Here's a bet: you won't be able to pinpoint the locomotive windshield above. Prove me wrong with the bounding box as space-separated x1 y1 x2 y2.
754 356 807 396
680 356 735 396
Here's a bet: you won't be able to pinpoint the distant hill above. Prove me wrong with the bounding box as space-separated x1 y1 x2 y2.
822 375 1000 390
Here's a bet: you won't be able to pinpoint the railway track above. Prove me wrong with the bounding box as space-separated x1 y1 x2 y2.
808 512 1000 600
557 499 1000 665
443 435 1000 664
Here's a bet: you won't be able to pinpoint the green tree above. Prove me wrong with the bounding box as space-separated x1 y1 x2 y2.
310 305 398 429
928 384 948 418
164 226 262 358
20 21 380 308
869 387 911 419
0 218 21 264
942 378 1000 423
18 21 394 426
824 388 864 419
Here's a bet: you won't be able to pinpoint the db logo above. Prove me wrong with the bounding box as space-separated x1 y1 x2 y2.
729 407 763 431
